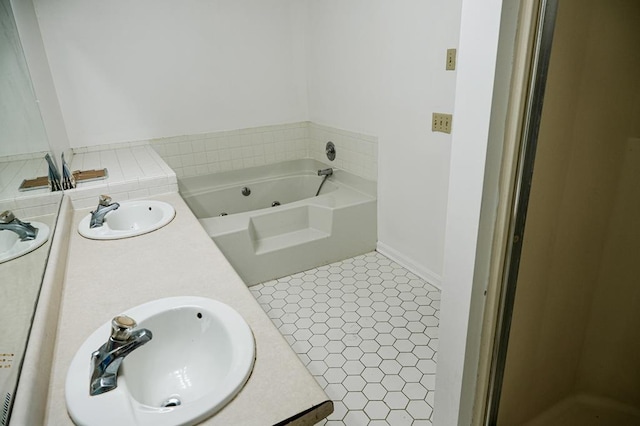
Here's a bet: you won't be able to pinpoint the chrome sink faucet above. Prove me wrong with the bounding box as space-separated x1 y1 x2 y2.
90 195 120 228
0 210 38 241
90 315 152 396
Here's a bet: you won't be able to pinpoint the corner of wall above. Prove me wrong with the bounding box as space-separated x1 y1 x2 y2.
308 123 378 181
376 241 442 289
434 0 505 423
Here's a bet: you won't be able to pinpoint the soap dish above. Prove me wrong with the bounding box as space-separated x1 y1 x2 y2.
73 168 109 183
19 176 49 191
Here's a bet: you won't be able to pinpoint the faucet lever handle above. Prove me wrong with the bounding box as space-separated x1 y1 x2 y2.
99 195 112 206
111 315 137 341
0 210 16 224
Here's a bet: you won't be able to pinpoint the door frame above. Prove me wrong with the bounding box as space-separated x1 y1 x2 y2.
470 0 560 423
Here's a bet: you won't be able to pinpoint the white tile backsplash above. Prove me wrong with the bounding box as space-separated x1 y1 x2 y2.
0 122 375 217
1 192 62 219
308 123 378 181
151 122 311 179
67 144 177 209
0 153 61 218
149 122 378 181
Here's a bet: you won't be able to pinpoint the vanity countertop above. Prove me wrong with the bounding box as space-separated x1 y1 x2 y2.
0 213 55 398
43 192 332 425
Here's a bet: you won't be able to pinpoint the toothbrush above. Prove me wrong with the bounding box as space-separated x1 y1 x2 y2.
61 152 76 190
45 153 63 191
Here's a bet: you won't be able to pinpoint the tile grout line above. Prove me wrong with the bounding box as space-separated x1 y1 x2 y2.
250 251 439 425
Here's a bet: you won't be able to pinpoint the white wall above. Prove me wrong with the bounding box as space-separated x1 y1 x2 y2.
1 0 49 157
435 0 511 424
33 0 309 148
306 0 462 284
11 0 70 161
34 0 464 284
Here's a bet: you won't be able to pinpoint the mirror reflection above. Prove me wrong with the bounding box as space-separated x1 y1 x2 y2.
0 1 48 156
0 0 61 420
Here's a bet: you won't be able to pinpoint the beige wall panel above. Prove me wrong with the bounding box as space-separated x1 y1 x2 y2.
498 0 640 423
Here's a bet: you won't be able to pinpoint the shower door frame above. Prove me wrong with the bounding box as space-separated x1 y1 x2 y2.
475 0 560 424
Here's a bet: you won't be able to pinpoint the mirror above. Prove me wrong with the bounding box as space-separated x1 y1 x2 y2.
0 1 48 157
0 0 62 421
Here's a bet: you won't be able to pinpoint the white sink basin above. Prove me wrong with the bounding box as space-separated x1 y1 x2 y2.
78 200 175 240
0 222 50 264
66 297 255 426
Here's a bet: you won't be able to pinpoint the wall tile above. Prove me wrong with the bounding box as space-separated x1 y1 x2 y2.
65 144 177 209
139 122 378 181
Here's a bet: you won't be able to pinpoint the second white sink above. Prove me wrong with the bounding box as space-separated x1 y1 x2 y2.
78 200 175 240
0 221 50 264
66 296 256 426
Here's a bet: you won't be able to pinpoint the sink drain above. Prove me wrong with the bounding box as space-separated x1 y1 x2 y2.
161 397 182 408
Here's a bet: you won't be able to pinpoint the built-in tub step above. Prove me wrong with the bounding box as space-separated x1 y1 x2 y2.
189 161 378 285
251 228 330 255
249 205 332 254
204 199 376 285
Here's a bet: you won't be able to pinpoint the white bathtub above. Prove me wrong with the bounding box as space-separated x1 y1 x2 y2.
179 159 377 285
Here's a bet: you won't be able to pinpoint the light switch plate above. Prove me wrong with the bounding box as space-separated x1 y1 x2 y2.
432 113 453 133
446 48 457 71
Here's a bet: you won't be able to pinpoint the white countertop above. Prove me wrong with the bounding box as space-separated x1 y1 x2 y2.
0 213 56 401
43 192 331 425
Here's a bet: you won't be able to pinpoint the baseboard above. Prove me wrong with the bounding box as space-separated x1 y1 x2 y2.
376 242 442 290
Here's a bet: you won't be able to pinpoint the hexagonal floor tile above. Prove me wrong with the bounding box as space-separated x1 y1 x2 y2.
250 251 439 425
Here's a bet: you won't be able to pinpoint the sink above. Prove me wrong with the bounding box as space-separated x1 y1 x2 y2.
0 222 50 264
66 296 255 426
78 200 175 240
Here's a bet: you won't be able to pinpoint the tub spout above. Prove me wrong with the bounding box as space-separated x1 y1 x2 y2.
315 168 333 196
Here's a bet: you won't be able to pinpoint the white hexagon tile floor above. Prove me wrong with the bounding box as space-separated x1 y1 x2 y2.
249 251 440 426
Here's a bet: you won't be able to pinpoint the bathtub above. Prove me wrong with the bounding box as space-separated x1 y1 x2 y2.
179 159 377 285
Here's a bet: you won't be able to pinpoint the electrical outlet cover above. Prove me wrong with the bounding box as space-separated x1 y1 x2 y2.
432 113 453 134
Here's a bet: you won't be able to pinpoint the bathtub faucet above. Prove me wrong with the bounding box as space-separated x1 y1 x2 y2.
316 168 334 196
90 315 152 396
318 168 333 177
90 195 120 228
